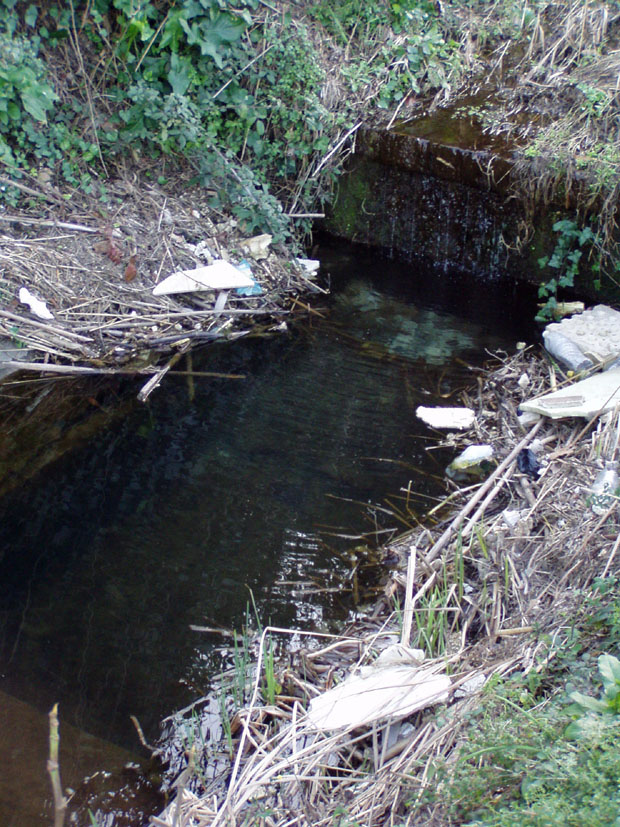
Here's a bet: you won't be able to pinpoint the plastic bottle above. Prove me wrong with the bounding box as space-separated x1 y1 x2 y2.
589 461 620 515
543 329 594 372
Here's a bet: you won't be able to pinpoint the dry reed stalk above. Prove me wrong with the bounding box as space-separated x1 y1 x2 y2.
0 185 315 392
47 704 67 827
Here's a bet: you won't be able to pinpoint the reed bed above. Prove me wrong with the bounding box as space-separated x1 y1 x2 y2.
152 344 620 826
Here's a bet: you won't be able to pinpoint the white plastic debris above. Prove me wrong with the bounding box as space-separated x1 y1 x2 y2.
545 304 620 367
416 406 475 430
239 233 272 259
18 287 54 320
153 260 255 296
517 373 530 389
192 240 215 262
306 659 450 731
517 410 541 427
543 329 593 372
295 258 320 276
446 444 494 479
520 366 620 420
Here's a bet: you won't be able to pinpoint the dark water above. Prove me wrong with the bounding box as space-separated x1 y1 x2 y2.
0 240 535 825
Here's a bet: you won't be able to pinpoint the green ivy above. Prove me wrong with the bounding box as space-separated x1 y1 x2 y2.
536 219 595 322
0 26 57 168
191 149 293 243
0 0 464 223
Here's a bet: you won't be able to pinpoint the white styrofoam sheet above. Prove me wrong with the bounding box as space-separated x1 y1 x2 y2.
520 366 620 419
416 406 475 429
545 304 620 365
153 260 254 295
306 664 450 730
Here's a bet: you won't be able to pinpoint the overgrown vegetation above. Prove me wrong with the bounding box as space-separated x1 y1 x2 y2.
536 218 596 321
4 0 619 297
0 0 474 240
405 576 620 825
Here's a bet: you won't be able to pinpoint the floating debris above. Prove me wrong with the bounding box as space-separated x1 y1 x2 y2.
153 344 620 827
416 405 475 430
521 366 620 419
307 657 450 731
517 447 541 478
0 184 316 389
152 260 255 297
543 328 593 372
295 258 320 275
544 304 620 368
239 233 272 259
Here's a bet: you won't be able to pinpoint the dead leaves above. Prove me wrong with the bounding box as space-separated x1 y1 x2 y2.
124 255 137 282
93 227 138 282
93 227 123 263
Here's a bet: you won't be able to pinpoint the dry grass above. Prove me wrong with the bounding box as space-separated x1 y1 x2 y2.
0 174 316 383
466 2 620 263
150 344 620 827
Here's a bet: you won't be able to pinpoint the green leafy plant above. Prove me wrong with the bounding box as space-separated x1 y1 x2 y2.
568 653 620 719
262 634 282 706
0 27 58 168
191 149 293 241
536 219 595 321
416 670 620 826
585 576 620 647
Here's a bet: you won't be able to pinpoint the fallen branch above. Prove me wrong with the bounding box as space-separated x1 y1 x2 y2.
0 215 99 233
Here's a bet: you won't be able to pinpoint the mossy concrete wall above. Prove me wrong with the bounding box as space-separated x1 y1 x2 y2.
325 126 591 292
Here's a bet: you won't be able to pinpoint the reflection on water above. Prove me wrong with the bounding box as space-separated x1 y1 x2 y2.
0 241 533 825
334 278 484 362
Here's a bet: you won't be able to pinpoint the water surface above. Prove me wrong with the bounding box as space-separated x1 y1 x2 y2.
0 241 534 824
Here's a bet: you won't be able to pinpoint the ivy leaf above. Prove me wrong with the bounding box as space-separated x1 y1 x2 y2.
180 12 245 68
20 83 57 123
167 53 192 95
25 4 38 27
